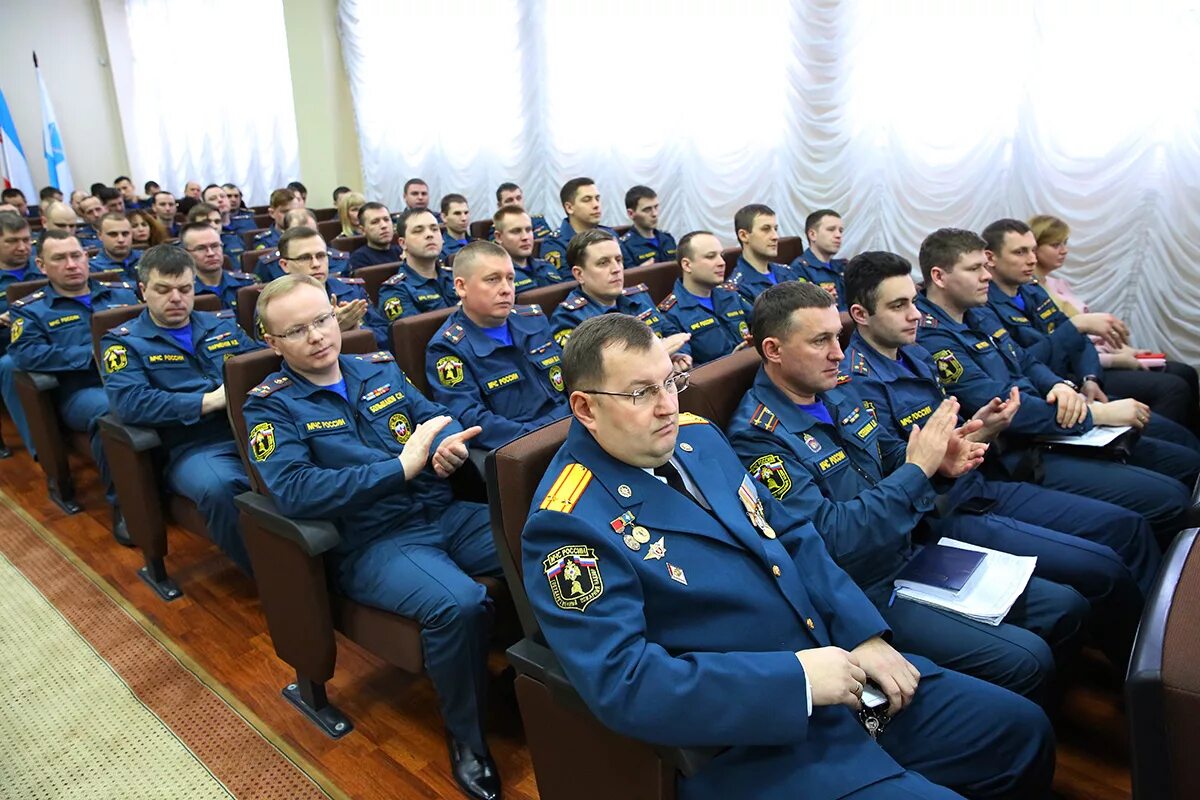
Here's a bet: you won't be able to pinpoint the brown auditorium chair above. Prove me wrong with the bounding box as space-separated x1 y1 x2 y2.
626 260 679 304
240 249 268 274
776 235 805 265
252 212 272 227
8 270 130 512
316 219 342 241
515 282 573 313
90 297 224 599
388 306 455 397
312 207 338 222
676 348 761 429
1127 527 1200 800
239 228 268 249
236 284 265 337
225 333 506 736
612 224 632 237
486 419 717 799
721 245 742 275
469 220 492 240
330 234 365 254
352 262 402 305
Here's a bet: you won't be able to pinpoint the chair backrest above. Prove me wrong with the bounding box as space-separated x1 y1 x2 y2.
89 295 223 372
239 228 268 248
625 260 679 304
389 306 455 396
6 269 127 306
331 234 365 254
612 225 632 237
486 417 572 639
468 220 492 240
312 207 339 222
316 219 343 241
240 249 268 273
515 282 572 313
776 235 805 265
721 246 742 274
225 328 379 494
252 213 272 228
353 262 402 304
677 347 760 430
236 284 266 337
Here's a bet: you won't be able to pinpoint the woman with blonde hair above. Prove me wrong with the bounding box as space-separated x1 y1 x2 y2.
1030 213 1199 433
337 191 365 237
127 208 168 248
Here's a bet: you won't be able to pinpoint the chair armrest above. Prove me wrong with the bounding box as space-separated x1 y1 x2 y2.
233 492 342 557
507 637 721 778
24 371 60 392
97 413 162 452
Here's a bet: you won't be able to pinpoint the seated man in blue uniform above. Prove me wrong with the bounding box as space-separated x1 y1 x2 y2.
244 274 502 800
113 176 143 210
729 203 801 304
440 194 472 261
915 228 1195 543
348 202 404 270
97 186 126 215
403 178 442 223
538 177 614 272
150 191 180 237
277 226 390 349
549 228 691 367
75 196 105 250
253 208 351 282
251 189 304 251
89 212 142 277
618 185 677 268
492 205 564 290
41 201 82 242
0 211 41 456
222 184 252 219
0 189 32 218
523 313 1054 800
427 241 570 451
658 231 754 366
99 244 261 572
495 182 553 239
202 184 255 259
180 222 257 310
792 209 849 313
377 207 457 321
983 217 1200 439
10 229 141 542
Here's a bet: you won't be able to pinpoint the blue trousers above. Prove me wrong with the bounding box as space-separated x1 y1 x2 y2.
0 353 35 457
1130 415 1200 487
164 440 252 573
58 386 114 505
335 501 502 754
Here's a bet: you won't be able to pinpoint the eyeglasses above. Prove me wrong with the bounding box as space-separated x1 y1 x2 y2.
267 310 337 341
186 242 223 254
284 251 329 266
579 371 690 406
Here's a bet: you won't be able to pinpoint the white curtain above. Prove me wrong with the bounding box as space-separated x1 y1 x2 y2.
338 0 1200 362
119 0 300 205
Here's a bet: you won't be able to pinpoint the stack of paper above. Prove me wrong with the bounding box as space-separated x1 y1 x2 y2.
894 538 1036 626
1036 425 1131 448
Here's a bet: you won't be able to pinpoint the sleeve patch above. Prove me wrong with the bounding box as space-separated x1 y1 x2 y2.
249 422 276 462
931 349 964 385
538 463 594 514
9 317 24 343
749 453 792 500
543 545 603 612
436 355 465 387
102 344 128 373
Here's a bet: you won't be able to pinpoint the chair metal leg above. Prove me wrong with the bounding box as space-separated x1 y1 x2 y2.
48 477 81 514
283 673 353 738
137 556 183 602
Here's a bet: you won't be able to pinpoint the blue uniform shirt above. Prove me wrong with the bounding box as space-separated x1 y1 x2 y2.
619 228 678 269
349 242 404 271
251 227 282 251
985 281 1102 383
100 309 261 458
377 261 458 321
75 224 101 249
243 352 461 555
426 305 569 450
729 254 801 305
252 248 351 282
485 214 554 242
194 269 258 310
441 235 470 262
219 228 246 259
549 284 664 348
658 278 752 365
790 248 848 312
89 249 142 279
539 218 616 272
514 257 567 289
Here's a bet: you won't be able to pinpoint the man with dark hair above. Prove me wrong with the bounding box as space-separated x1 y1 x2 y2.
97 186 125 215
40 186 64 205
180 222 257 310
524 311 1054 800
549 229 689 370
151 191 180 237
791 209 848 312
220 183 249 216
10 229 140 541
619 185 677 268
538 177 612 271
75 195 105 249
440 193 471 260
402 178 442 223
251 189 304 251
427 241 569 450
726 279 1143 699
286 181 308 204
244 273 502 800
253 208 352 282
278 226 389 348
90 211 141 278
492 205 563 290
100 244 260 572
348 202 403 270
201 184 254 258
332 185 351 205
1 188 32 218
113 176 142 210
729 203 801 304
0 211 41 455
377 207 456 320
916 228 1195 542
658 231 753 365
494 182 552 239
143 180 160 198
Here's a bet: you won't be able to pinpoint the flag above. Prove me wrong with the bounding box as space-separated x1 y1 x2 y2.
34 52 74 197
0 87 36 197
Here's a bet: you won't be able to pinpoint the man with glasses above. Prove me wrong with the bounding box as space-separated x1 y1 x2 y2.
180 222 258 310
253 208 352 282
0 211 41 456
244 273 503 800
9 229 140 543
99 244 260 572
427 241 570 450
523 312 1054 800
276 226 389 348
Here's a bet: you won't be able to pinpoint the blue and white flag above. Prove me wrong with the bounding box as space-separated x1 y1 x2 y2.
34 53 74 196
0 86 36 198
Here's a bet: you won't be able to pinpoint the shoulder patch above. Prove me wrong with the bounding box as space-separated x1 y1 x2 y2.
330 249 348 258
216 309 236 319
512 303 543 317
338 276 365 285
931 349 964 385
442 324 465 344
658 293 677 311
98 280 135 290
919 313 938 328
258 250 279 262
538 463 593 514
622 283 650 297
717 280 740 292
677 412 709 426
383 272 406 286
849 350 869 376
543 544 603 613
229 270 256 280
749 453 793 500
836 372 852 385
355 350 394 363
750 404 779 432
248 375 292 397
10 290 45 309
560 295 589 311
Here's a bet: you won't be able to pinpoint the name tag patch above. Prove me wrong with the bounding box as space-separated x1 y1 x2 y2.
485 371 522 392
147 353 187 364
817 449 848 473
304 418 348 433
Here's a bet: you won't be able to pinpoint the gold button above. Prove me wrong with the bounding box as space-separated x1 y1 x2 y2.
679 442 693 452
771 565 781 577
807 618 815 629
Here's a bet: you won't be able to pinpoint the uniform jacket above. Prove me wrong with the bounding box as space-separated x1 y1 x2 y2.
349 242 403 271
658 278 752 365
377 262 457 321
986 281 1102 383
251 226 282 251
253 248 351 282
89 249 141 279
549 285 663 348
729 255 801 305
194 270 258 310
619 228 678 269
538 218 616 271
790 249 848 311
513 257 565 290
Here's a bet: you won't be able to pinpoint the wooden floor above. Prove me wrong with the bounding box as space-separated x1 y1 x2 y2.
0 439 1133 800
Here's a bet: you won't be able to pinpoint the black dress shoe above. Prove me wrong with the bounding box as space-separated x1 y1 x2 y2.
446 736 501 800
112 511 134 547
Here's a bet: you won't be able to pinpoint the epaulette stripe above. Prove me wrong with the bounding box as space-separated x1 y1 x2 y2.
750 404 778 432
677 412 709 426
539 463 593 513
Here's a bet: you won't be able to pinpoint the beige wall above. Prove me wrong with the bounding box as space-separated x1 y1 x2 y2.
0 0 129 192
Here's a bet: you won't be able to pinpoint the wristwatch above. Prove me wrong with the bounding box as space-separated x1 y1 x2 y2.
1058 379 1078 391
1082 374 1103 389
